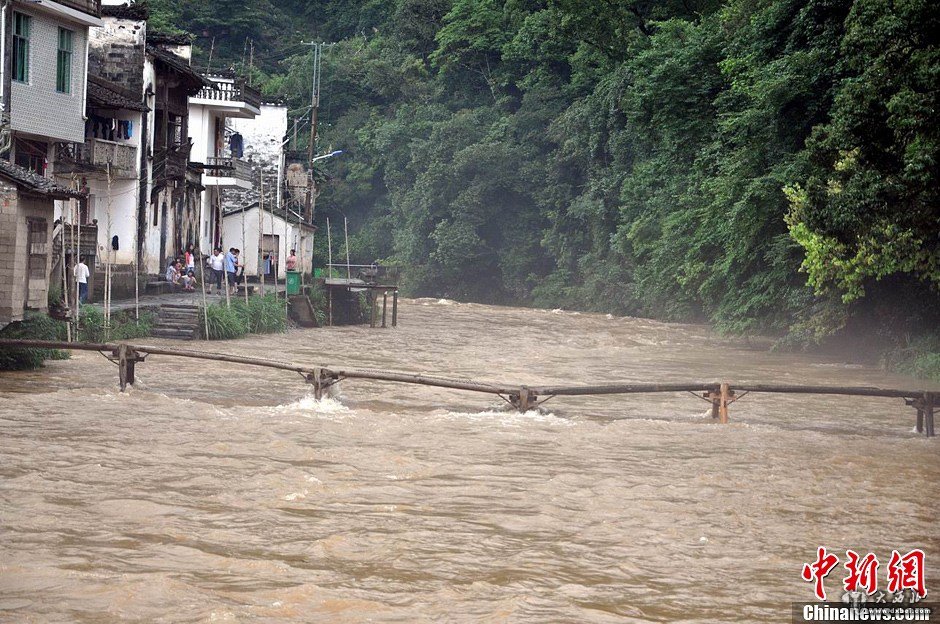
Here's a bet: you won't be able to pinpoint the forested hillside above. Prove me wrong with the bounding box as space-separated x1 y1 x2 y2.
147 0 939 374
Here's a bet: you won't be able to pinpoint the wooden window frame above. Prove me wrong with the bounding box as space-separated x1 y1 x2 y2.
56 27 74 94
12 12 30 83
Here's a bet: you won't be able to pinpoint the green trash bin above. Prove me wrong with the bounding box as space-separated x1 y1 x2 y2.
285 270 301 295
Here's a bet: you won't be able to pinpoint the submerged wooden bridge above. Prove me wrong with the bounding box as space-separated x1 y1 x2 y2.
0 339 936 437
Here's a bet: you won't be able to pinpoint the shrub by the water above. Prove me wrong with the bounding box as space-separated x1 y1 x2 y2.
77 308 154 343
202 295 286 340
0 312 69 370
306 284 328 327
245 295 287 334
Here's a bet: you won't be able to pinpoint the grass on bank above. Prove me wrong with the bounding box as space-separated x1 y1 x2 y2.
0 308 153 370
202 294 287 340
0 312 69 370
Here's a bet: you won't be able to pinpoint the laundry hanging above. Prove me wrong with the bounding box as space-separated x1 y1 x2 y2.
229 133 244 158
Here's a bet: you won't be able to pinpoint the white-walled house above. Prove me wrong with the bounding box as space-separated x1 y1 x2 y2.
228 102 288 211
222 204 314 280
189 74 261 255
53 75 148 268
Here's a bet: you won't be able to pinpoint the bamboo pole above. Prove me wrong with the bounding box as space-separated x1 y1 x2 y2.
59 201 71 342
197 179 210 340
241 191 249 305
284 187 289 318
258 171 265 297
133 155 140 325
269 186 279 299
104 163 113 339
326 217 332 326
75 187 81 336
344 215 351 281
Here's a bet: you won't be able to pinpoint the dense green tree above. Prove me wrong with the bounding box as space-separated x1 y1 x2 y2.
148 0 940 375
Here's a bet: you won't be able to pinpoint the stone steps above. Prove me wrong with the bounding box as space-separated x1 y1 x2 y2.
152 304 201 341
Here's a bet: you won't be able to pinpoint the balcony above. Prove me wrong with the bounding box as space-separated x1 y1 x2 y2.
153 143 190 183
55 139 137 179
203 156 254 190
51 0 101 17
191 76 262 119
59 0 100 15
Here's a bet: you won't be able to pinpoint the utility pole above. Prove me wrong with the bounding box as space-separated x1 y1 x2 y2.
302 42 324 224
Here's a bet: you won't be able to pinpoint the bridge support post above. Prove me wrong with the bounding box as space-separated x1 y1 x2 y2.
718 383 731 424
916 408 924 434
705 387 720 419
511 387 536 413
392 291 398 327
116 344 141 392
370 292 377 328
306 368 337 400
926 396 935 438
382 292 388 328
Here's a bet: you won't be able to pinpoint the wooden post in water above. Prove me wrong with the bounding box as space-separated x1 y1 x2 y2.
925 396 935 438
392 291 398 327
306 368 336 400
718 383 731 424
515 387 534 412
116 344 139 392
370 292 378 328
382 291 388 328
706 389 720 419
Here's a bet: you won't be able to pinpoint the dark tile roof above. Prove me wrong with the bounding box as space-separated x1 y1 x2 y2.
101 3 148 20
87 76 149 112
148 32 193 46
147 46 214 90
223 203 317 230
0 160 85 200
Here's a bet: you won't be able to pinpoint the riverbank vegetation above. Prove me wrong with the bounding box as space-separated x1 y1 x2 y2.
0 313 69 370
0 309 153 370
149 0 939 378
202 295 288 340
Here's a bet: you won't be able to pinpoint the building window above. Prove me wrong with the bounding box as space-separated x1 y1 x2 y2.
27 218 48 280
12 12 30 83
57 28 73 93
14 138 47 175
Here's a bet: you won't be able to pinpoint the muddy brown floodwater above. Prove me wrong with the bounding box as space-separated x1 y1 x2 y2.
0 298 937 622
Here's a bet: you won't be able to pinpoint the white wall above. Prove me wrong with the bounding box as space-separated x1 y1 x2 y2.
229 104 287 166
223 207 302 280
87 177 137 265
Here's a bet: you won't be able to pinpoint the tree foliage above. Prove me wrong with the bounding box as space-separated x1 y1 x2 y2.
150 0 940 351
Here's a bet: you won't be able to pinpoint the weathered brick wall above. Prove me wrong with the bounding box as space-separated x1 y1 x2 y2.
9 8 88 143
0 181 22 325
0 182 52 324
88 15 146 96
20 196 53 311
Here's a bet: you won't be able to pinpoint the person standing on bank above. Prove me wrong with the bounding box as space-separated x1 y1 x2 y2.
208 247 225 294
73 256 90 304
286 249 297 272
184 244 196 275
224 247 238 295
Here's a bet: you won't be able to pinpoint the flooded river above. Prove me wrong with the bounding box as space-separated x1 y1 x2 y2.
1 299 937 622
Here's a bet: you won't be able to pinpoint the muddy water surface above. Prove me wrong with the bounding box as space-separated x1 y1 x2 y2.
1 299 937 622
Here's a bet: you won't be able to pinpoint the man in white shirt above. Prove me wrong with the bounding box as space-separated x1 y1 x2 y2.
208 247 225 294
73 256 90 304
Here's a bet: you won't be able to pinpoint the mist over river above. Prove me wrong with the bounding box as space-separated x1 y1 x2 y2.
1 299 937 622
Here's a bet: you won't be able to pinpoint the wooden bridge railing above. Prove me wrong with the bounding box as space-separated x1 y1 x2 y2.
0 340 935 437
